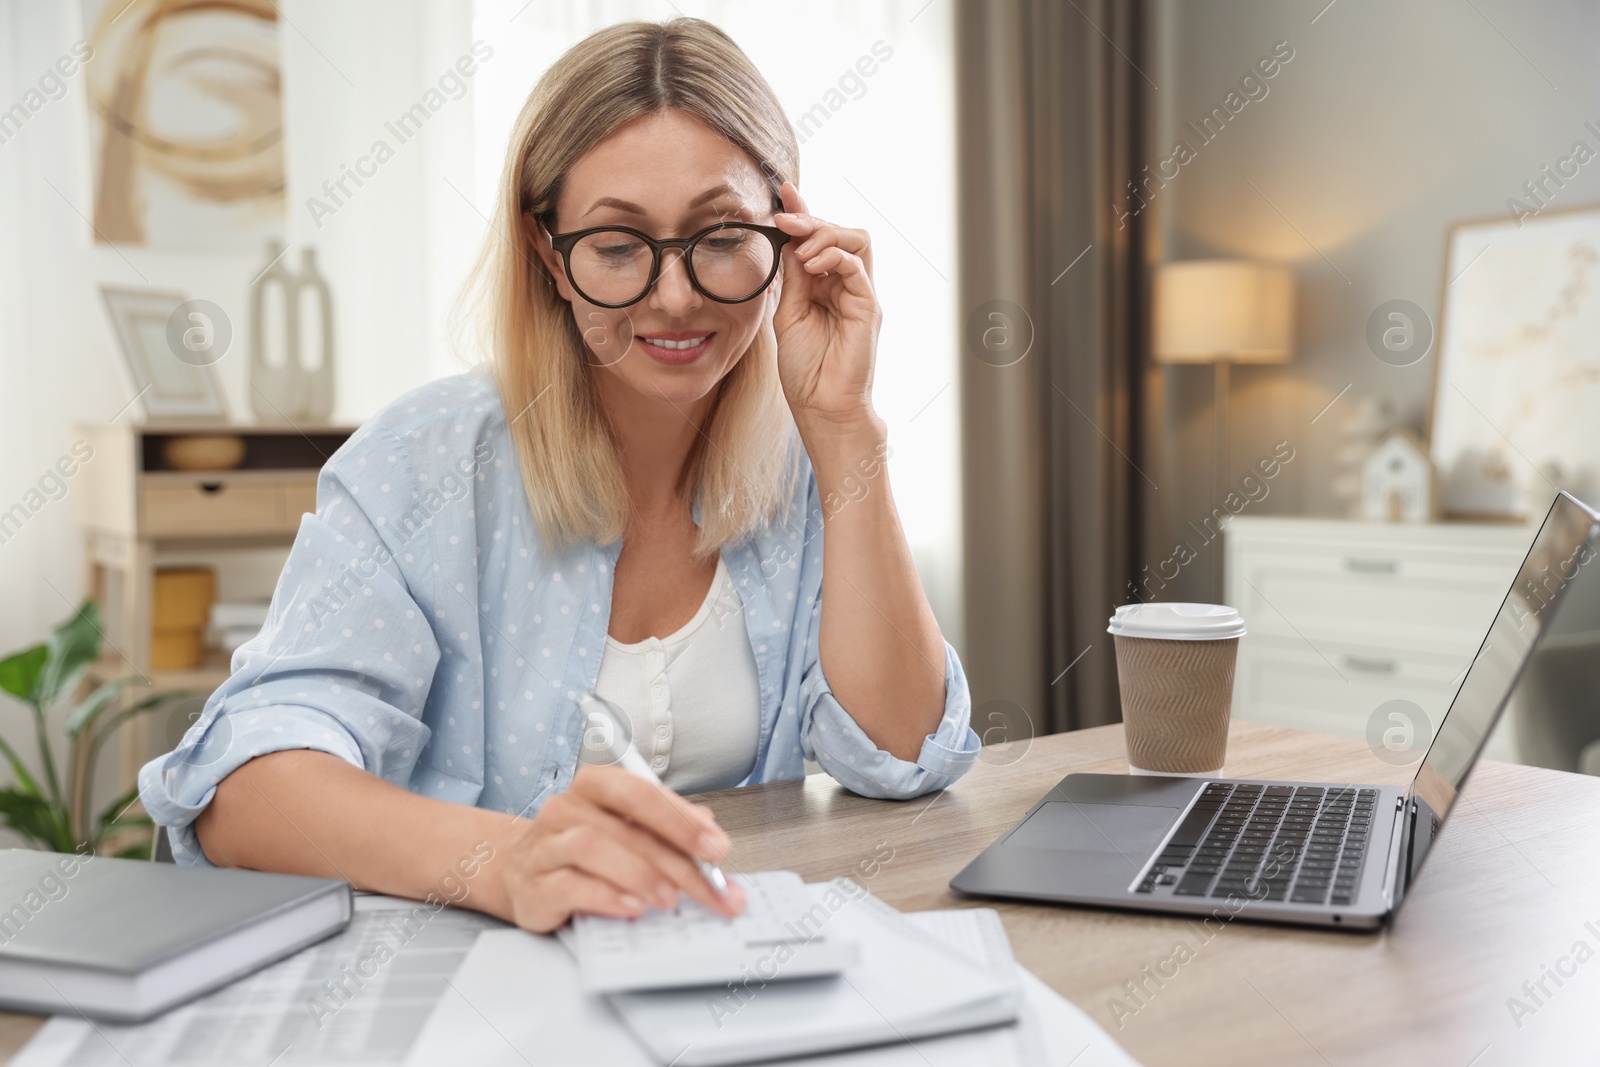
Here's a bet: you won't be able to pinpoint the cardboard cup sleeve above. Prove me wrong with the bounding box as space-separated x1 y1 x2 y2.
1113 634 1238 774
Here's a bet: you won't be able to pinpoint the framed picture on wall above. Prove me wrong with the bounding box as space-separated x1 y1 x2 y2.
1429 204 1600 520
99 287 229 421
80 0 285 249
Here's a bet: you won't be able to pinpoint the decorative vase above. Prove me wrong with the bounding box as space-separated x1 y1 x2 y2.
297 247 336 421
248 242 337 422
250 241 299 421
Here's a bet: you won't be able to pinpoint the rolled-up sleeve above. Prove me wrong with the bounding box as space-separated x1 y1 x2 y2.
138 429 440 866
799 637 979 801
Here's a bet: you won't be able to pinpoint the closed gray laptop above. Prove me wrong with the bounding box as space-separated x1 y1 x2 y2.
953 491 1600 930
0 850 350 1020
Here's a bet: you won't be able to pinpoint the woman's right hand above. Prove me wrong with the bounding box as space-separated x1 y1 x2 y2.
494 763 747 933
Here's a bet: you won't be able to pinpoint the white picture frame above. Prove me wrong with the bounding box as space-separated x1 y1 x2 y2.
1429 205 1600 520
99 287 229 420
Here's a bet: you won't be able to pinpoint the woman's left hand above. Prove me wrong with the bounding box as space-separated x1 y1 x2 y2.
772 181 882 433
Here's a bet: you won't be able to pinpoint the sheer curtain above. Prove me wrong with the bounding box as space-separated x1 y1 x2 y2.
467 0 965 649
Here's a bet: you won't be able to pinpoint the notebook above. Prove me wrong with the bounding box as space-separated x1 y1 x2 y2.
606 878 1020 1066
560 870 859 991
0 848 350 1022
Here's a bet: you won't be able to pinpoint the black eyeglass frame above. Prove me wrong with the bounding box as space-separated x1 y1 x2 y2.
543 221 792 309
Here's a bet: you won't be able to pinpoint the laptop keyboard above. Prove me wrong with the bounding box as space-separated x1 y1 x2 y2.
1134 783 1378 907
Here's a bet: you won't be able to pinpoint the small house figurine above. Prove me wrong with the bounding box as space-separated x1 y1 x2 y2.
1361 430 1434 522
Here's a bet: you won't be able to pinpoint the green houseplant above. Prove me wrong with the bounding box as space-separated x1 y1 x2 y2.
0 601 190 858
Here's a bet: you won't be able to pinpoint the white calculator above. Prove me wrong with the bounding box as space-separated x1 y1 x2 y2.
562 871 861 992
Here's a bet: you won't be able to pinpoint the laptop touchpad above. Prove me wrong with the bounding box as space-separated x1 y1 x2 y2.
1008 801 1179 857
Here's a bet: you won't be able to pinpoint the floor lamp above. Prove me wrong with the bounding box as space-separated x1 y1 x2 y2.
1153 261 1294 595
1153 260 1295 503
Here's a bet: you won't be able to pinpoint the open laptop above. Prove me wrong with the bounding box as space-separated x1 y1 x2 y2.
950 490 1600 930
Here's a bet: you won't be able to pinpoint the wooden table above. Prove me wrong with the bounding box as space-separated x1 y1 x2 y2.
703 722 1600 1067
4 721 1597 1064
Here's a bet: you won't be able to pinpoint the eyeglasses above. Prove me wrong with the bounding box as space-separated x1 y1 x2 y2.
544 221 791 309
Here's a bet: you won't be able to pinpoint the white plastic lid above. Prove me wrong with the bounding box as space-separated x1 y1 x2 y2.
1107 602 1246 640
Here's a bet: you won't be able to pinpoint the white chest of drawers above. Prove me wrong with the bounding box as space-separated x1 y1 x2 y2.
1222 516 1536 754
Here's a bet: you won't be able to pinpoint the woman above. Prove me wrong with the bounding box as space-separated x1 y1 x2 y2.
139 17 977 934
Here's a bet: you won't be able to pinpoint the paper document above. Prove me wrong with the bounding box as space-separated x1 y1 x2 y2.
13 896 501 1067
407 880 1143 1067
13 881 1142 1067
904 911 1142 1067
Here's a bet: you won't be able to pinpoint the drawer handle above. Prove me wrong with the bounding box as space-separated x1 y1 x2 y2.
1343 557 1398 574
1342 654 1397 674
198 482 225 495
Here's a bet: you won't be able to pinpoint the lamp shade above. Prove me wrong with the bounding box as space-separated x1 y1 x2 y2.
1153 260 1294 364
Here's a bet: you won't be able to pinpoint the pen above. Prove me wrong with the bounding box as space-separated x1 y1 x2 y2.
611 743 731 897
577 693 731 898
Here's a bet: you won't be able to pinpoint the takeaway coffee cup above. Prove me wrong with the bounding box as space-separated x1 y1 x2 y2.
1108 602 1246 776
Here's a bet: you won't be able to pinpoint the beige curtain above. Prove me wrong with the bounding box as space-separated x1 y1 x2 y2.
955 0 1153 736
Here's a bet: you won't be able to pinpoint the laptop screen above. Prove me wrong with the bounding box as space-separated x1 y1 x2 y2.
1406 492 1600 876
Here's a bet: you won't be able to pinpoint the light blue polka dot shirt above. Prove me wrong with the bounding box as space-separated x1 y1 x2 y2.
139 371 980 865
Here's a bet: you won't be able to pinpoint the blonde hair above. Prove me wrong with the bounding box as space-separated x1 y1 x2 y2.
464 17 799 557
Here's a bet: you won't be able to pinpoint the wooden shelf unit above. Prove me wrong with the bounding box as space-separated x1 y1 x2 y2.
72 421 356 783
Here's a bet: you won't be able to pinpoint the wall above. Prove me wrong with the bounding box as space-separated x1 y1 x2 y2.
1147 0 1600 603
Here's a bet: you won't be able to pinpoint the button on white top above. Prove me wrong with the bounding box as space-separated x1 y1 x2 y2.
593 557 762 795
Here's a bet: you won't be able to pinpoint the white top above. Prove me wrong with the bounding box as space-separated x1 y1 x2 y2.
593 557 762 795
1107 602 1247 640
